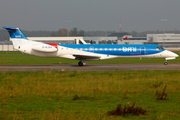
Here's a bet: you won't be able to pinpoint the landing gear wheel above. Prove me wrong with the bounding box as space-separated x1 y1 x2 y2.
164 62 168 65
78 62 83 66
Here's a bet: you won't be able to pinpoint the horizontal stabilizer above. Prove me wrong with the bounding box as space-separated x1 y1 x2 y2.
3 26 19 30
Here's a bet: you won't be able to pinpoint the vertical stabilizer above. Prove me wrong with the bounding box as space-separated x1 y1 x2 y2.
3 26 29 50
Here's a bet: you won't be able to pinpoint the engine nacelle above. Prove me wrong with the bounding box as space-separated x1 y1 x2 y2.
32 43 58 52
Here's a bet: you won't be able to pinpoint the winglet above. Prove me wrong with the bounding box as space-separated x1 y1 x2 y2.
3 26 27 39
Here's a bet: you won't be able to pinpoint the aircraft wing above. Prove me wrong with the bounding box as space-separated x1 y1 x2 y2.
73 54 101 60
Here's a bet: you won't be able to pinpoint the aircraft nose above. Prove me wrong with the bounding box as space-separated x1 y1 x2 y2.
165 50 179 57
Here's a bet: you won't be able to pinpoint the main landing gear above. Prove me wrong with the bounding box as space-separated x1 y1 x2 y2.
78 60 86 66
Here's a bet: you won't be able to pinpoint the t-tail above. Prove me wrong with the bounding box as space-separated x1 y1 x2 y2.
3 26 29 50
3 26 58 56
3 26 27 39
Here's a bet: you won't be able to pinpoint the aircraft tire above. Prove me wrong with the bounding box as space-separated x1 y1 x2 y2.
78 62 83 66
164 62 168 65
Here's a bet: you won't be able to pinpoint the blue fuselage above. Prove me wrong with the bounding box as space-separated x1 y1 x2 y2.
59 44 163 56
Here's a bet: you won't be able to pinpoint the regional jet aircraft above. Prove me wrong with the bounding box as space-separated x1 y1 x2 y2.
3 26 178 66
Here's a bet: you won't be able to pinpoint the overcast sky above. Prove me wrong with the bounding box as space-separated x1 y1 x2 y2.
0 0 180 32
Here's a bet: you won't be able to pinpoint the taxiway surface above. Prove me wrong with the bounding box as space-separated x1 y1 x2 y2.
0 63 180 71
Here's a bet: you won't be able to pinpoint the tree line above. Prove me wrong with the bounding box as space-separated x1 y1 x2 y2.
51 28 84 37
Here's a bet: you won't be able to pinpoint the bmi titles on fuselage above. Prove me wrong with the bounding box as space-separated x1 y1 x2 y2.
122 47 137 52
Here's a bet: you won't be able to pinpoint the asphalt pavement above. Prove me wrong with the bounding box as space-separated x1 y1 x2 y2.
0 63 180 71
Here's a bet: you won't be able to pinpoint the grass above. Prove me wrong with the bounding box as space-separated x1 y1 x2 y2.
0 51 179 119
0 51 180 65
0 71 180 119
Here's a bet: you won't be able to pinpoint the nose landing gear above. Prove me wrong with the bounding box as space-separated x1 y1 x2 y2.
164 59 168 65
164 62 168 65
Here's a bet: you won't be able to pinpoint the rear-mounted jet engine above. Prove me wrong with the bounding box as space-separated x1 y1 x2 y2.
32 43 58 52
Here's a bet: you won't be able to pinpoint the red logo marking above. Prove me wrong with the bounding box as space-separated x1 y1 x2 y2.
45 43 58 49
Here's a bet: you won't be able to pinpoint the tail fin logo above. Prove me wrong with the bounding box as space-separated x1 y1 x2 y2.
15 35 21 38
3 26 27 40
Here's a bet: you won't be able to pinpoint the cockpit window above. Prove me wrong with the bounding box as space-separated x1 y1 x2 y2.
156 47 160 50
156 46 164 50
160 46 164 50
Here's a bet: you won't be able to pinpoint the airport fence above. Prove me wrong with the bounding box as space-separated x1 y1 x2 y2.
0 44 15 51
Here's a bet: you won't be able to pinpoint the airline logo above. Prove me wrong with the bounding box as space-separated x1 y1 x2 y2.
122 47 137 52
15 35 21 38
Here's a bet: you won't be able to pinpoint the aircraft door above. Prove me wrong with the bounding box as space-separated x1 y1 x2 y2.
89 46 94 53
140 47 146 55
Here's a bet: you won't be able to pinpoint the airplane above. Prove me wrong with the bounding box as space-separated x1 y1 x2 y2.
3 26 179 66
